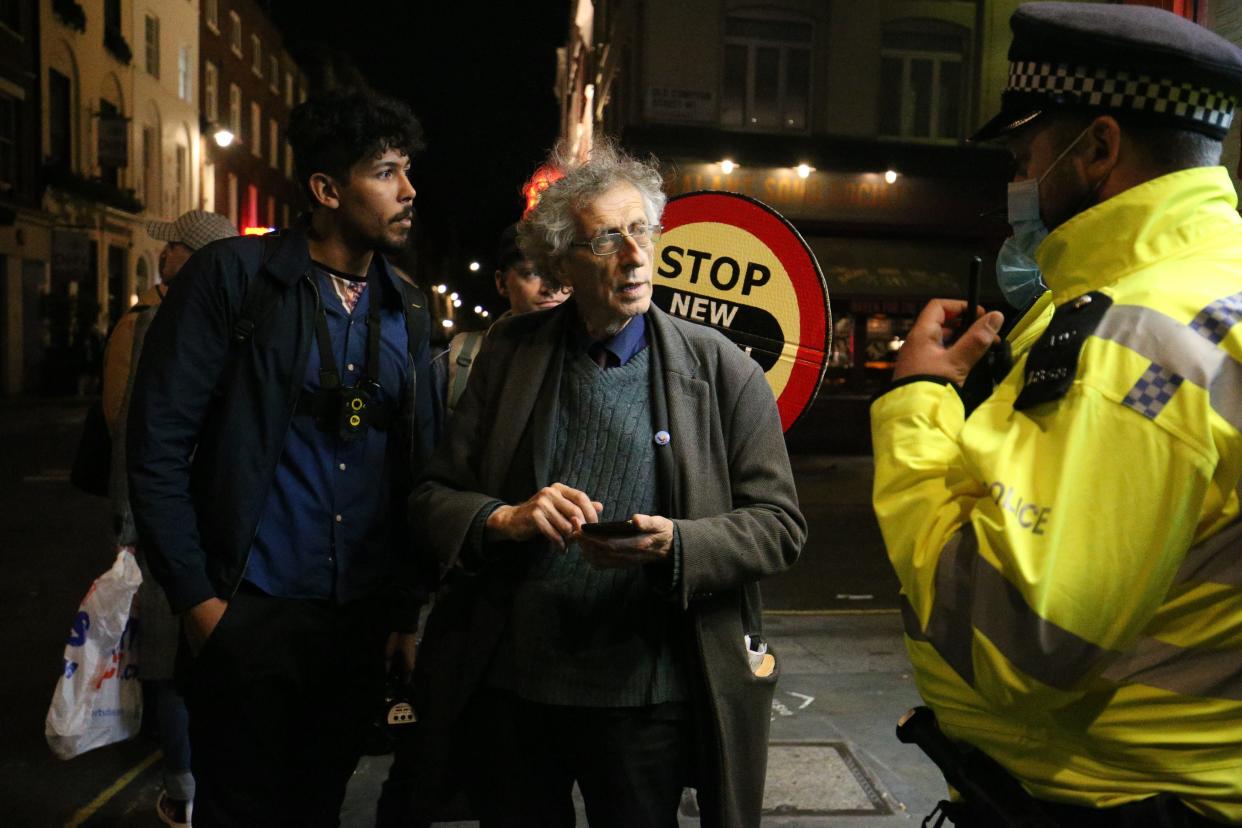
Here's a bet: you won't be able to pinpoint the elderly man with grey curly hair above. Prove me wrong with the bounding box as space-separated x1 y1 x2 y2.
406 139 805 828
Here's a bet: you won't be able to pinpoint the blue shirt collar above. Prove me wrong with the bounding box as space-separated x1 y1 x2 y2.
572 312 648 367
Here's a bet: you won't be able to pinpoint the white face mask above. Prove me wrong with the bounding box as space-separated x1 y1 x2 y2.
995 125 1092 309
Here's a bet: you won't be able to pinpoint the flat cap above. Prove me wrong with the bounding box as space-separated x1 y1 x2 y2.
147 210 238 251
973 1 1242 142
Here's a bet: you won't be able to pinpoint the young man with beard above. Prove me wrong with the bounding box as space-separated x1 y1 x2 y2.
127 88 434 827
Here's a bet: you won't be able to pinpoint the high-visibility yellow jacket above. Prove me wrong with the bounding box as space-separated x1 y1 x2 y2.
872 166 1242 823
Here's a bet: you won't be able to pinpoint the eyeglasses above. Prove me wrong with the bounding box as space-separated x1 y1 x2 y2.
570 223 663 256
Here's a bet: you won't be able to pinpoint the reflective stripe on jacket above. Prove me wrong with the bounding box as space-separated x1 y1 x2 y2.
871 166 1242 822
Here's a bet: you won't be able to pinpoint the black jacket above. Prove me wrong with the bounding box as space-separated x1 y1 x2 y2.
127 223 434 621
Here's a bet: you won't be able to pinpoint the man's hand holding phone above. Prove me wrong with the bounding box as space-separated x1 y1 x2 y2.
575 513 675 569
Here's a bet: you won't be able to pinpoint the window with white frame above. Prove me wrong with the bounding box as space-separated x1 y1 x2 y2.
204 61 218 121
721 13 812 131
269 55 279 93
250 101 261 157
205 0 218 32
228 83 241 135
178 46 191 101
878 18 969 142
229 11 241 57
145 15 160 78
269 118 279 169
251 34 261 76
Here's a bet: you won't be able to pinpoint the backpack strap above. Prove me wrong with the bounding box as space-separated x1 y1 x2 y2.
231 232 284 345
447 330 485 412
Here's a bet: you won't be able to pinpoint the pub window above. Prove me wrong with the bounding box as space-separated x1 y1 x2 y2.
721 12 812 132
878 18 969 142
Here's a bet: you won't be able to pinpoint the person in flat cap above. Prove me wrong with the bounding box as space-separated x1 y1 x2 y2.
99 209 237 828
872 3 1242 825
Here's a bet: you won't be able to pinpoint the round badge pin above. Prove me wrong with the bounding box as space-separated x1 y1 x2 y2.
654 430 671 446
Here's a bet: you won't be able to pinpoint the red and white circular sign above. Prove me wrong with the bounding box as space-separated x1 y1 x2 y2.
656 191 830 431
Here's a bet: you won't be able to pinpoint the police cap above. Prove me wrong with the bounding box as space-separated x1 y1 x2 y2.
973 1 1242 142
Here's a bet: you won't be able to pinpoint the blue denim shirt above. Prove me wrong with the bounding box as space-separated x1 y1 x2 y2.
245 267 410 603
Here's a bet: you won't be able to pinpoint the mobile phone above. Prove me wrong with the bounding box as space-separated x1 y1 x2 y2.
959 256 981 337
580 519 641 537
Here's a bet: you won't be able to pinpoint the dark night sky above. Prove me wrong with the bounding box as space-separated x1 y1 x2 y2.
267 0 571 308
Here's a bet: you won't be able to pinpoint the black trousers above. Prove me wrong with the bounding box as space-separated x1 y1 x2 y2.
467 688 692 828
180 585 388 827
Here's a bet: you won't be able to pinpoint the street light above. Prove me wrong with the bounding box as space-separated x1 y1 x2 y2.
884 169 899 184
473 305 483 314
449 292 459 301
468 261 481 272
796 163 814 179
435 284 447 294
213 127 235 148
441 319 454 329
452 299 462 308
720 159 736 175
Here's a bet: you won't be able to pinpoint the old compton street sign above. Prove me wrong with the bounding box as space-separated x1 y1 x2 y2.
655 191 831 431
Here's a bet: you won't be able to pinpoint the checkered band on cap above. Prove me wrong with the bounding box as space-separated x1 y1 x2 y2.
1007 61 1237 131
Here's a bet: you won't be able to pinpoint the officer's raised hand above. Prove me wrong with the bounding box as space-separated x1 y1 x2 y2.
893 299 1004 385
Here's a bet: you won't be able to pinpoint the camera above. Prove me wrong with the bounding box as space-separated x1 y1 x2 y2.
337 382 378 442
363 676 417 756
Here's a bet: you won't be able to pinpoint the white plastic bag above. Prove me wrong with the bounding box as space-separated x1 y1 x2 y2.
45 547 143 760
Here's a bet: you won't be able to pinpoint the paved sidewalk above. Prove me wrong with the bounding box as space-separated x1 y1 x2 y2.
337 612 946 827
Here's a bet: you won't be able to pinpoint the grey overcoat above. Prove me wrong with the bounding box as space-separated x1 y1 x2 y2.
409 298 806 826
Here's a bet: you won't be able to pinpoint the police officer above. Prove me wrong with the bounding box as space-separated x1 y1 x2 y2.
872 3 1242 825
